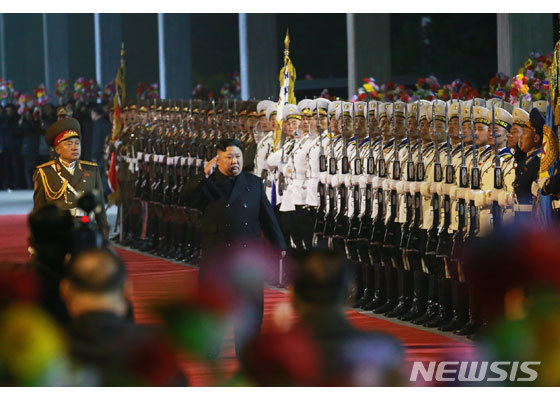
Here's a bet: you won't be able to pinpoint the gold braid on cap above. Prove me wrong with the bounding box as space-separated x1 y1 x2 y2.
37 167 67 200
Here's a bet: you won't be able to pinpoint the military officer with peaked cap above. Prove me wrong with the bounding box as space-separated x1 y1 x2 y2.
32 117 109 238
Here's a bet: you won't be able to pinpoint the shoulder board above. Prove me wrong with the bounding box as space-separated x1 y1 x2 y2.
36 160 55 169
80 160 98 167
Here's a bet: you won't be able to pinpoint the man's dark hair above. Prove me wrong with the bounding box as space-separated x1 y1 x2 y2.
29 205 74 267
66 248 127 294
92 105 105 116
291 249 349 306
216 138 243 152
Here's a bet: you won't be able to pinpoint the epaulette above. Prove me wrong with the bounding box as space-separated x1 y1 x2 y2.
36 160 55 169
80 160 98 167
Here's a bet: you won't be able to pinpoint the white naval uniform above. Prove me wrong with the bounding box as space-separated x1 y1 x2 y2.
265 138 296 207
255 130 274 202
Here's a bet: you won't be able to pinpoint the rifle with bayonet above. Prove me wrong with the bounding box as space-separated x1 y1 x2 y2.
450 101 468 263
332 104 351 252
348 103 363 241
313 103 328 244
400 101 415 253
425 102 443 257
370 103 387 246
465 104 480 240
322 108 338 244
358 102 376 243
436 102 454 259
490 102 503 229
383 102 402 249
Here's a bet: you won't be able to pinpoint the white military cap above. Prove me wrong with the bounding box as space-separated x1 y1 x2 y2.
257 100 274 116
297 99 314 116
533 100 547 114
471 98 486 107
472 106 490 125
266 103 278 120
486 98 514 114
378 102 388 119
488 107 513 131
368 100 378 115
387 101 406 120
283 103 301 121
426 99 447 122
335 101 354 120
328 100 343 118
354 101 367 116
448 101 461 118
520 99 547 114
411 100 430 120
311 98 330 115
512 107 530 127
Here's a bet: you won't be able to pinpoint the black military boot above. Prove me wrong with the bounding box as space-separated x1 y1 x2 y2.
455 285 482 336
412 273 439 325
385 269 413 318
373 258 397 314
354 263 374 308
424 276 453 328
361 263 386 310
399 270 428 321
439 279 469 332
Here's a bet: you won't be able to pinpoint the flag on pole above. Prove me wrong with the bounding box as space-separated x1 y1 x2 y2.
536 30 560 223
107 43 126 206
273 29 296 152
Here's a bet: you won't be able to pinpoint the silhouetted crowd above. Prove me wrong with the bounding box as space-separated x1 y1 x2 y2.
0 102 112 191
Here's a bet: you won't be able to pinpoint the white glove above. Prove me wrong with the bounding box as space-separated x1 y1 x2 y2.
449 185 459 200
389 179 398 190
372 176 382 189
498 190 514 206
319 171 329 185
442 183 454 196
429 182 439 195
331 174 342 188
409 182 419 193
343 174 352 187
382 179 391 191
350 175 361 186
455 187 468 201
484 189 497 207
473 190 487 207
396 180 405 194
403 181 411 193
358 175 368 189
435 182 445 195
531 181 540 197
420 182 432 197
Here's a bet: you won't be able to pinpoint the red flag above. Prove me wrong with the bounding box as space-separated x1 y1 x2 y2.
108 151 118 192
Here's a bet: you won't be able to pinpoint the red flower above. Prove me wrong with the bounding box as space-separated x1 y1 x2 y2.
472 90 480 98
417 78 425 86
522 76 528 84
489 77 498 86
538 56 546 63
426 95 434 101
387 81 395 90
452 93 460 99
500 77 508 87
509 87 519 97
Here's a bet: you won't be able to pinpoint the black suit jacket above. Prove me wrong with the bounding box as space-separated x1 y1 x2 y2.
181 170 286 253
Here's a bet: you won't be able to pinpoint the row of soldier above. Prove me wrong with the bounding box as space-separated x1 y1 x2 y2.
112 96 550 337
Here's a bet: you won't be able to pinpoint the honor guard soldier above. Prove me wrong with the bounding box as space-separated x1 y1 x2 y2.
33 117 109 238
258 103 278 203
513 108 543 222
254 100 276 179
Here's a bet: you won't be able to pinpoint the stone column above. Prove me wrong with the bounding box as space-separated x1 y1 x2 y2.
238 13 278 100
347 13 391 98
157 13 192 99
497 13 554 77
43 13 69 97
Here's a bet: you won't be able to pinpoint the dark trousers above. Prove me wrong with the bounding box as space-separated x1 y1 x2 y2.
22 154 38 189
1 152 22 190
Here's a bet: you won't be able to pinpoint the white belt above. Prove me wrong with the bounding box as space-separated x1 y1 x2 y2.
69 208 95 218
514 204 533 212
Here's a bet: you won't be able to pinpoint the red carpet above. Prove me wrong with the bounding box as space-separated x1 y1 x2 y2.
0 214 475 386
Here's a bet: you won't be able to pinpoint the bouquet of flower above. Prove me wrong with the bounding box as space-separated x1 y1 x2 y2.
412 76 441 101
192 82 210 100
146 83 159 99
0 79 15 104
17 94 33 115
54 79 70 104
87 79 101 103
101 80 116 102
219 72 241 99
33 84 49 106
73 77 88 102
136 82 147 99
509 52 553 103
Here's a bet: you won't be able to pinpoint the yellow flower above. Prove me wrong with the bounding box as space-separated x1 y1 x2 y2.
0 304 66 385
437 89 445 97
518 67 525 75
520 85 529 95
516 73 524 81
524 58 533 69
363 83 373 93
